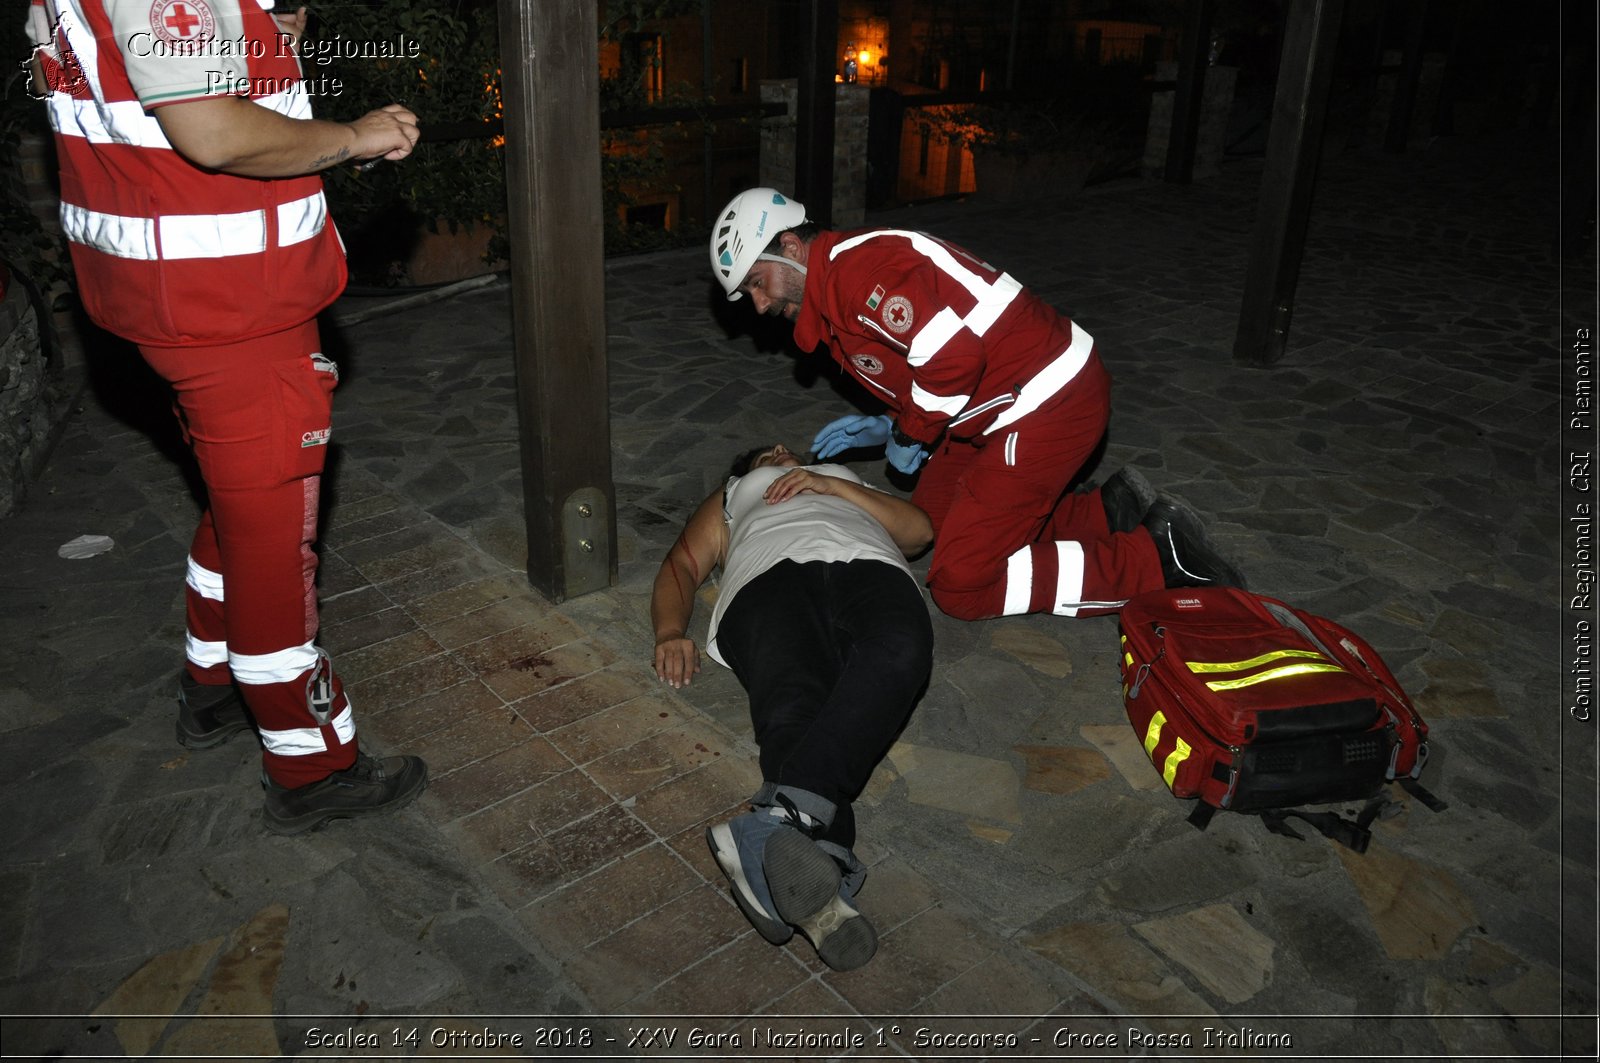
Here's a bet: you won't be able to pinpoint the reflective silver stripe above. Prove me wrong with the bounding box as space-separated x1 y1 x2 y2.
910 379 969 418
230 643 319 685
987 322 1095 434
47 5 168 147
1051 540 1087 617
49 84 307 146
905 273 1023 365
61 192 329 261
948 392 1014 428
161 209 267 259
1004 431 1018 467
276 191 328 247
61 203 156 260
185 634 229 667
832 230 1023 366
259 703 356 756
48 93 171 148
963 272 1023 336
908 306 964 368
1003 545 1034 615
854 313 909 353
855 371 898 402
26 2 51 46
185 556 225 601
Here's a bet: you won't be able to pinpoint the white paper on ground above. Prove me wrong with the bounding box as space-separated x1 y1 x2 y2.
58 534 115 559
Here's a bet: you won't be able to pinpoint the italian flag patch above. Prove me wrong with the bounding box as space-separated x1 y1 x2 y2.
866 284 885 310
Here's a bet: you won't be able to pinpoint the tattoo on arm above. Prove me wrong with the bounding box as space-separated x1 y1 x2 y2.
309 146 351 169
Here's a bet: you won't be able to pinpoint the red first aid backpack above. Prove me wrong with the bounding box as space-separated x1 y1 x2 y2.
1117 586 1442 851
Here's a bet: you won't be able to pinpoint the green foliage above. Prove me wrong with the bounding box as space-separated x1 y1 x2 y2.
310 1 505 282
596 0 709 256
316 0 713 273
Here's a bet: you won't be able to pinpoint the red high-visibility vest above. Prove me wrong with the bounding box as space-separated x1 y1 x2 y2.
34 0 346 347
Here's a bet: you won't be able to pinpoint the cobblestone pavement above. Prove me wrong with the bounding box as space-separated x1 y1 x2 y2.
0 127 1594 1060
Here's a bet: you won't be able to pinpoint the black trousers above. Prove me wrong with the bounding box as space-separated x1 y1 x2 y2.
717 559 933 849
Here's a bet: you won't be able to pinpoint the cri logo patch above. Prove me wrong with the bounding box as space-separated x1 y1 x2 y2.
852 354 884 376
881 294 914 334
301 427 331 448
1174 597 1204 609
149 0 216 46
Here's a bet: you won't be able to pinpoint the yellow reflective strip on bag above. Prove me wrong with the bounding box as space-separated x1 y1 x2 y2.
1186 648 1329 674
1143 710 1166 756
1162 737 1192 787
1204 661 1351 691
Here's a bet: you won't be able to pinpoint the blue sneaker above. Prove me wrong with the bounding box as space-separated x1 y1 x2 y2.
764 828 877 971
706 807 796 945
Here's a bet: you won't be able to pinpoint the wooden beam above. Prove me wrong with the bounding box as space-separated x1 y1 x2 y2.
497 0 616 599
1384 0 1429 153
1164 0 1215 184
795 0 838 223
1234 0 1347 366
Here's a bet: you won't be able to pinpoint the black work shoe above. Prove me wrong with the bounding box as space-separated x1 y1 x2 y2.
1142 498 1247 590
1099 466 1157 534
176 673 254 749
262 752 429 835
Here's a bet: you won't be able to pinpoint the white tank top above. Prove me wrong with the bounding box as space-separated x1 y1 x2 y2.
706 463 918 665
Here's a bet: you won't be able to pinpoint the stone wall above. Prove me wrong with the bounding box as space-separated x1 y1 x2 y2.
759 80 870 228
4 131 79 518
0 275 65 519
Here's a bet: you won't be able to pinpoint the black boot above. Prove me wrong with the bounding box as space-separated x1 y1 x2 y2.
263 752 429 835
1142 499 1247 589
1099 467 1156 534
176 673 255 749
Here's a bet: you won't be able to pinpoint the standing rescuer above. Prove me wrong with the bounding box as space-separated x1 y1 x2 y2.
25 0 428 832
710 187 1247 622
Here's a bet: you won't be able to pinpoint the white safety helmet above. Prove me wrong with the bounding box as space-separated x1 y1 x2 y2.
710 188 808 301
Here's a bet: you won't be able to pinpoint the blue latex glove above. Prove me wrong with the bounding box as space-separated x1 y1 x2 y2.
886 436 929 475
812 413 892 459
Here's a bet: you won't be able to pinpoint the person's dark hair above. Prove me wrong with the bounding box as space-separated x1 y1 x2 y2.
763 221 819 256
729 445 769 479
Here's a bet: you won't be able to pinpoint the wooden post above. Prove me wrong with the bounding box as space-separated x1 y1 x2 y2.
1383 0 1429 153
497 0 616 599
796 0 838 223
1165 0 1215 184
1233 0 1347 366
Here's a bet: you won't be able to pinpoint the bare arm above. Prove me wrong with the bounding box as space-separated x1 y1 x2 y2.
271 6 307 47
762 468 934 557
152 96 419 177
650 491 729 688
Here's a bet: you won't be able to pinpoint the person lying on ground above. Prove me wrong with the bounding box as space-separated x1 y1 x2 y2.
651 443 934 970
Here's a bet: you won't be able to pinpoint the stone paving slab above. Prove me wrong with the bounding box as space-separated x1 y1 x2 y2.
0 127 1594 1059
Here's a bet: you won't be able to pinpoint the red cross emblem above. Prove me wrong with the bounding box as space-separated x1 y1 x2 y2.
165 3 200 35
150 0 214 45
882 294 914 334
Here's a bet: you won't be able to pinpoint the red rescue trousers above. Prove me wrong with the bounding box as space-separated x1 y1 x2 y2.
912 357 1165 620
140 320 357 788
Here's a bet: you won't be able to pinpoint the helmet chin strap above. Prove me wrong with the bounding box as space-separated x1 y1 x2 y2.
755 252 807 278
